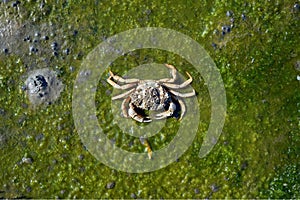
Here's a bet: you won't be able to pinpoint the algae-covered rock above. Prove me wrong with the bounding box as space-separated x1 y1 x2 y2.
24 68 63 107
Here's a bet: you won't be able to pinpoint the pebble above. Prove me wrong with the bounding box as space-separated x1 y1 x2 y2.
0 108 5 116
64 48 70 55
226 10 233 17
211 43 217 50
11 1 20 7
242 13 247 21
24 68 64 107
78 154 84 160
35 133 44 141
194 188 200 194
211 184 219 192
42 35 49 40
73 30 78 36
130 193 137 199
51 42 58 51
69 66 75 72
34 32 40 37
222 25 231 33
106 181 115 189
297 75 300 81
26 186 32 193
22 157 33 164
294 3 300 12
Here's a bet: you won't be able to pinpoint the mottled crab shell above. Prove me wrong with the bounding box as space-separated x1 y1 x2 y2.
129 81 171 111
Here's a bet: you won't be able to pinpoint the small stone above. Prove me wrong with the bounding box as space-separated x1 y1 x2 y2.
21 85 27 91
226 10 233 17
0 108 5 116
64 48 70 55
25 68 64 107
130 193 137 199
34 32 40 37
35 133 44 141
78 154 84 160
22 157 33 164
11 1 20 7
211 43 217 49
51 42 58 50
194 188 200 194
211 184 219 192
294 3 300 12
106 181 115 189
23 36 31 42
69 66 75 72
297 75 300 81
26 186 32 193
42 35 49 40
242 13 247 21
73 30 78 36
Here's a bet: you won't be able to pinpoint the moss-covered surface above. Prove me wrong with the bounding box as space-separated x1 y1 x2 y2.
0 0 299 198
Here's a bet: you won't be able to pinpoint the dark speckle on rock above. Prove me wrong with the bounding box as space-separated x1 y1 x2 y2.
106 181 115 189
3 48 9 54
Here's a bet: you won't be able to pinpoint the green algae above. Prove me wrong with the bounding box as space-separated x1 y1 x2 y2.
0 0 299 198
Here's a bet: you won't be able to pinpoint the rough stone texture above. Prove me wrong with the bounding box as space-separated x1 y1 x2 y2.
24 68 64 107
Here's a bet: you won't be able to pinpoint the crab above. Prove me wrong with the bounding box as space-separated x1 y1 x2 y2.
107 64 196 123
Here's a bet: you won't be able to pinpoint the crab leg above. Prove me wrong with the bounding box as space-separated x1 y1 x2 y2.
112 88 135 100
158 64 177 83
109 71 140 83
162 72 193 89
154 102 176 120
169 88 196 98
177 98 186 120
128 104 152 123
121 96 131 117
107 77 137 90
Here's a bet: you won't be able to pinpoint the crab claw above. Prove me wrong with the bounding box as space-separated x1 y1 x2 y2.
128 106 152 123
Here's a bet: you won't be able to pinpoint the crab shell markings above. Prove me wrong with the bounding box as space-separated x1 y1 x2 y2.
107 64 196 123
